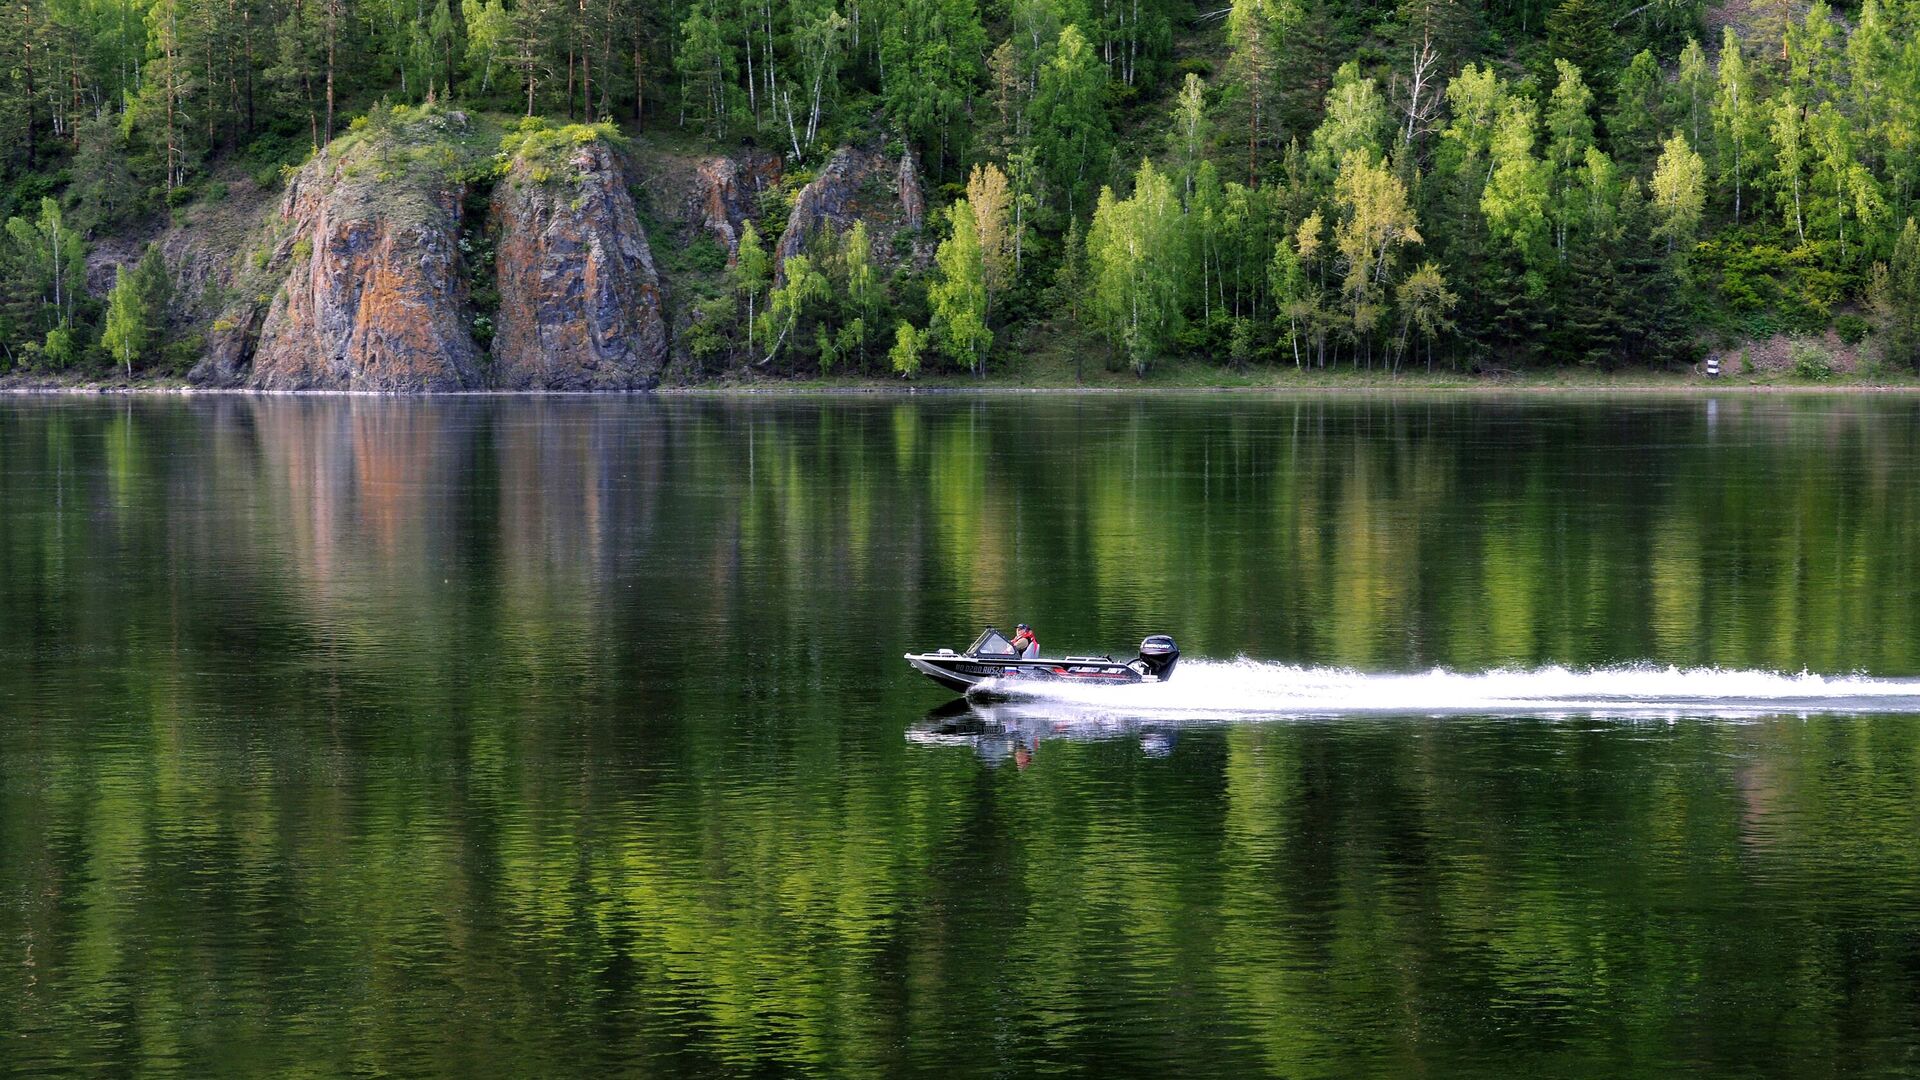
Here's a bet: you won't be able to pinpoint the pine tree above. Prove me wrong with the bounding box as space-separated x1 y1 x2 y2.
1028 24 1110 221
1606 49 1663 171
1546 0 1620 107
1226 0 1296 186
1869 218 1920 368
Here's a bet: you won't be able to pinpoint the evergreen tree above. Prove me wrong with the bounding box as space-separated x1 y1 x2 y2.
1606 49 1663 171
1870 218 1920 368
1546 0 1620 106
1028 24 1110 221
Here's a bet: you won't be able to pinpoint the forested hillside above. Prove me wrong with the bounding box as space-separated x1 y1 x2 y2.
2 0 1919 381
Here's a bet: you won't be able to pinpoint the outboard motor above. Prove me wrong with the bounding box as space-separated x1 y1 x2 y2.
1135 635 1180 681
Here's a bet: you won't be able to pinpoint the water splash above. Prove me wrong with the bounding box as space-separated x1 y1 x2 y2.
966 658 1920 718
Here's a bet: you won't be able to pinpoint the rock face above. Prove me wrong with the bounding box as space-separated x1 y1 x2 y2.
693 152 780 258
192 309 258 387
244 144 483 391
489 139 668 390
897 150 925 230
773 147 928 277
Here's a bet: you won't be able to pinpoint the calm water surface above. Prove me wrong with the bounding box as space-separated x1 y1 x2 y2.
5 394 1920 1077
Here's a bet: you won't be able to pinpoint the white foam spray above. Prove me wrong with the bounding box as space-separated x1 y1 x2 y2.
967 658 1920 719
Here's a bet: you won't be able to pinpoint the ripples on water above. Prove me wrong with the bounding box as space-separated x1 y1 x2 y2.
5 395 1920 1077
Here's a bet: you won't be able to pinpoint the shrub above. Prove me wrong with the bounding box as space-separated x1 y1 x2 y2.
685 297 737 368
683 237 727 273
1835 313 1869 345
162 333 205 375
1790 338 1834 379
42 327 80 369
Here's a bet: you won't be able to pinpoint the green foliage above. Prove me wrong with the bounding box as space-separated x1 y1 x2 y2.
881 0 987 170
889 321 925 377
1870 219 1920 369
1029 25 1112 222
102 267 151 379
1835 313 1869 345
930 200 991 375
1 199 88 362
1086 160 1183 375
1651 131 1707 261
2 0 1918 380
1547 0 1621 106
761 254 829 367
1790 338 1834 379
497 119 623 184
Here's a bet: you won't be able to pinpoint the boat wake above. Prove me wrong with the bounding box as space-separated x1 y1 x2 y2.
965 658 1920 719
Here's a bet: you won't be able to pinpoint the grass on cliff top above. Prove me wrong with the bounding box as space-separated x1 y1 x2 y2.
326 103 502 183
493 116 628 190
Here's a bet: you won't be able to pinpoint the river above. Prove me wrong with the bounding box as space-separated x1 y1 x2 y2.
4 393 1920 1076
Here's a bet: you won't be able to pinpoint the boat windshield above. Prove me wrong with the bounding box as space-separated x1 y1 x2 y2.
968 628 1019 657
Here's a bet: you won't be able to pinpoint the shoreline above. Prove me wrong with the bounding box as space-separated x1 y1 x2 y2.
8 374 1920 396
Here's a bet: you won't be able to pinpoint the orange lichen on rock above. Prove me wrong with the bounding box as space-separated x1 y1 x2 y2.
489 138 668 390
249 152 483 391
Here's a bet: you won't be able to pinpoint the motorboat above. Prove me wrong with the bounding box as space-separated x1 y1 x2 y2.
904 626 1179 696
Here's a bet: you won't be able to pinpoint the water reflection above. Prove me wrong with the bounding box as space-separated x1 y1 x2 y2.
908 701 1185 765
7 394 1920 1077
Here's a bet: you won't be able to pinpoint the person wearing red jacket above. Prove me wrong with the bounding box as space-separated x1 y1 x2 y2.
1010 623 1038 659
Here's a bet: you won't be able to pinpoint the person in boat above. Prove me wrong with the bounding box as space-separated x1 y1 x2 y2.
1010 623 1038 659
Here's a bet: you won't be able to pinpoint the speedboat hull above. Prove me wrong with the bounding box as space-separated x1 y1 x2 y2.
904 652 1152 695
905 628 1179 697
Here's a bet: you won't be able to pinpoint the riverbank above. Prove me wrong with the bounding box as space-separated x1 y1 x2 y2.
10 362 1920 395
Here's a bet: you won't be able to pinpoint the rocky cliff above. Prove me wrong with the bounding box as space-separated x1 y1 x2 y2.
242 112 485 391
773 147 927 275
489 136 667 390
692 151 780 259
177 110 930 390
